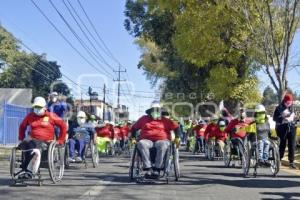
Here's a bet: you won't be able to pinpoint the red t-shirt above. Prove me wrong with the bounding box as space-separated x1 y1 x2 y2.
120 125 130 139
96 125 114 139
209 128 227 142
193 125 207 138
19 111 67 144
225 118 252 139
204 123 219 140
114 127 122 140
131 115 179 142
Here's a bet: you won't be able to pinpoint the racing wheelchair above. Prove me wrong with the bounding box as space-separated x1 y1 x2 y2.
129 141 180 184
205 137 224 160
245 133 280 177
223 137 249 177
10 140 64 186
64 127 99 169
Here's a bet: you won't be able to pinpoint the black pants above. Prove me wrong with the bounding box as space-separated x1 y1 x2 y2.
18 140 46 171
276 124 296 163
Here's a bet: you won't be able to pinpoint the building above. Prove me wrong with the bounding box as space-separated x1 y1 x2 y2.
74 99 116 121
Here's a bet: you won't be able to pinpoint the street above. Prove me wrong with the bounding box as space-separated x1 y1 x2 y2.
0 151 300 200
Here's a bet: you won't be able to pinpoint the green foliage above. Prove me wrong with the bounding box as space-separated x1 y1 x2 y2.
0 26 68 99
207 66 261 104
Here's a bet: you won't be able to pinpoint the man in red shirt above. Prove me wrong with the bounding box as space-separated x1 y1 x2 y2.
225 108 252 142
120 121 130 149
131 101 180 179
205 120 227 155
95 121 114 139
193 120 207 153
18 97 67 179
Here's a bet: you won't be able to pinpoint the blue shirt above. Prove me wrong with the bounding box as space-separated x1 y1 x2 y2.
48 101 67 118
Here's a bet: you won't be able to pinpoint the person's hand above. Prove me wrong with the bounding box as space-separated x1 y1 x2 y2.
174 137 180 148
131 138 137 145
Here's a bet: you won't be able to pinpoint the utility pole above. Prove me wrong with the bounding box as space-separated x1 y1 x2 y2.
113 65 126 108
113 65 126 121
88 86 93 113
102 84 106 121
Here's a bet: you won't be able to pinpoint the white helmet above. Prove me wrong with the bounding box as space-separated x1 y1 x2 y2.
109 121 115 126
255 104 266 113
218 120 226 127
104 120 110 124
32 97 47 108
150 101 161 109
50 91 58 97
77 111 87 118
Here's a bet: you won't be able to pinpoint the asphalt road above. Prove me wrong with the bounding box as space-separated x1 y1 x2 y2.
0 151 300 200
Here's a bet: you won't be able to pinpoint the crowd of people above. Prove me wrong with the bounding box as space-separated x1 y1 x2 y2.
15 91 298 180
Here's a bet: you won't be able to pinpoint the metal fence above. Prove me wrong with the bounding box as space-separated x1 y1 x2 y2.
0 102 31 145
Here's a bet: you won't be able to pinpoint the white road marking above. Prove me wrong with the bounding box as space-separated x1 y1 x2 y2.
79 177 115 199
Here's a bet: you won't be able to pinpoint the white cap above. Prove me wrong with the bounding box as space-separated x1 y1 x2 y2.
218 120 226 126
32 97 47 108
150 101 161 109
77 111 87 118
255 104 266 113
50 92 58 96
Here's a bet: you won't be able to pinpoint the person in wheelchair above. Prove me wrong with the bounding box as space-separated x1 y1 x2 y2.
225 108 252 147
253 104 273 167
205 120 227 155
18 97 67 179
130 101 180 179
120 121 130 150
95 120 115 154
193 120 207 153
68 111 96 162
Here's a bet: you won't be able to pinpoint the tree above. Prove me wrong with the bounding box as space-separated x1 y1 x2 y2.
124 0 261 114
262 86 278 106
0 25 63 99
227 0 300 102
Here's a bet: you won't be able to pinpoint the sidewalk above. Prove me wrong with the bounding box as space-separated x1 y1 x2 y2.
281 146 300 169
0 145 13 161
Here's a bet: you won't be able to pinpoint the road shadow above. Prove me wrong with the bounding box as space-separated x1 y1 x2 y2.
260 192 300 200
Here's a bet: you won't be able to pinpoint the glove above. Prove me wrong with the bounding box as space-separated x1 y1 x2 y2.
131 138 137 145
174 137 180 148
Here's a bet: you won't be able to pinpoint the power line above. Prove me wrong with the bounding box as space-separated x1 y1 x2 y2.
63 0 116 71
48 0 114 78
76 0 119 65
30 0 113 79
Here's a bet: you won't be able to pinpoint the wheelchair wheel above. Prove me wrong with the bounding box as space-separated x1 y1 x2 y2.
207 142 215 160
48 141 64 183
223 142 231 167
172 144 180 181
269 141 280 177
238 142 249 177
64 142 70 168
247 144 258 177
90 141 99 168
129 145 142 181
10 147 17 179
106 141 115 156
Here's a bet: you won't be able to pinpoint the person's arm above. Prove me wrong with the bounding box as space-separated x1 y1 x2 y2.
130 116 144 138
52 114 67 144
273 105 283 123
19 114 30 141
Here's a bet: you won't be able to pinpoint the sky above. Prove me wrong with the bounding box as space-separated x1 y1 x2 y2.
0 0 156 120
0 0 300 120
